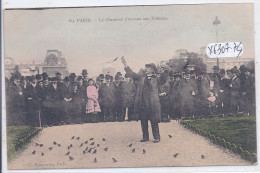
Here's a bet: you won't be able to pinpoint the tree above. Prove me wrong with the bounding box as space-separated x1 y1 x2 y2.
167 52 207 73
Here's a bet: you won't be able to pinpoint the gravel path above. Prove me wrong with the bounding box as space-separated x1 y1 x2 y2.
8 121 251 170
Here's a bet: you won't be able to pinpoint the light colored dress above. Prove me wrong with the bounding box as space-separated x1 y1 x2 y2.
86 85 101 113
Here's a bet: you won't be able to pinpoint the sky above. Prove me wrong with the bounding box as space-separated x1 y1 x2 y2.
4 3 255 77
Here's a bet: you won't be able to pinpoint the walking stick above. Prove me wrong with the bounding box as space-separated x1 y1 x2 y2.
125 107 128 120
38 109 42 129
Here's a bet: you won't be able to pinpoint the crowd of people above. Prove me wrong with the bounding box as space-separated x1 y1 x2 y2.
5 60 255 128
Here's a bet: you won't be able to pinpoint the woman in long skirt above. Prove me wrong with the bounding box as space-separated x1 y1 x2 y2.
86 79 101 122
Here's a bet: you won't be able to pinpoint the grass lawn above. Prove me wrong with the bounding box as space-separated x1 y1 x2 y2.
182 116 257 154
7 126 41 162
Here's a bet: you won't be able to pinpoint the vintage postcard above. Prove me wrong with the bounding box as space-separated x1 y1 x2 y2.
2 2 257 171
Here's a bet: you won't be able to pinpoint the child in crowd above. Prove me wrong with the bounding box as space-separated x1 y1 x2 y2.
86 79 101 122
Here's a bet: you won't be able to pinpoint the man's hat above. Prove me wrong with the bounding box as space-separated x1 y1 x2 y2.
213 66 220 71
56 72 61 76
96 77 101 82
64 76 70 83
105 74 110 80
219 69 225 75
77 76 83 81
174 72 182 78
116 72 122 76
99 74 104 79
82 69 88 75
20 76 25 82
145 63 157 74
69 73 76 80
35 74 42 80
29 75 36 82
42 72 48 79
110 76 114 80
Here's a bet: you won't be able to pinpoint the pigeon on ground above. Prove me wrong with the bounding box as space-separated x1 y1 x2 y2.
85 147 89 151
80 143 83 147
173 153 179 158
88 148 93 153
94 158 97 163
93 149 97 154
69 156 74 160
128 143 133 147
132 148 135 153
76 137 80 140
32 150 36 154
68 146 70 150
112 158 118 163
90 138 94 140
90 142 95 145
168 135 173 138
84 141 88 144
201 155 205 159
58 144 61 147
102 138 106 141
53 141 57 145
143 149 146 154
97 144 100 147
104 147 108 151
39 144 43 147
48 147 53 151
41 153 44 156
35 143 39 146
70 144 73 147
65 151 70 155
71 136 75 139
83 150 86 154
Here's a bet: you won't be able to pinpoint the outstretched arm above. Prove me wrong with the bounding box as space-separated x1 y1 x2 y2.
121 56 141 81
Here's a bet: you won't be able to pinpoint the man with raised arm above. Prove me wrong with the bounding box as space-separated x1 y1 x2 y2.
121 57 161 143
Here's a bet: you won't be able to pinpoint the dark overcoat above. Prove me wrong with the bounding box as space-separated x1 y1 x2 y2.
121 82 136 108
124 66 161 122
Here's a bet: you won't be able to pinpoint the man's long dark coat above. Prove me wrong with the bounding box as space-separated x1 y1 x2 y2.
124 66 161 123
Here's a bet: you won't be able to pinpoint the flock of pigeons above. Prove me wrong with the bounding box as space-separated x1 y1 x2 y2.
31 134 206 164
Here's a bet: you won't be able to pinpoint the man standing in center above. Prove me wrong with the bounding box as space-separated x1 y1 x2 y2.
121 57 161 143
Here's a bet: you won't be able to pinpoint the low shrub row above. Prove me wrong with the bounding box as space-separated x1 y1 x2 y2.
7 128 41 161
180 121 257 163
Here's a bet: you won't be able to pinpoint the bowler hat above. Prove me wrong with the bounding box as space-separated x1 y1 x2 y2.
82 69 88 75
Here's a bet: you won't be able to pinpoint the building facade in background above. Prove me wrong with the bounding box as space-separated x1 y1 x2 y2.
4 50 69 78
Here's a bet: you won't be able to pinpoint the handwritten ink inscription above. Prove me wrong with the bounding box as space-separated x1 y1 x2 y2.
206 42 243 58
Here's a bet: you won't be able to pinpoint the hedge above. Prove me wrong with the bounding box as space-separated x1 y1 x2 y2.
180 121 257 163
